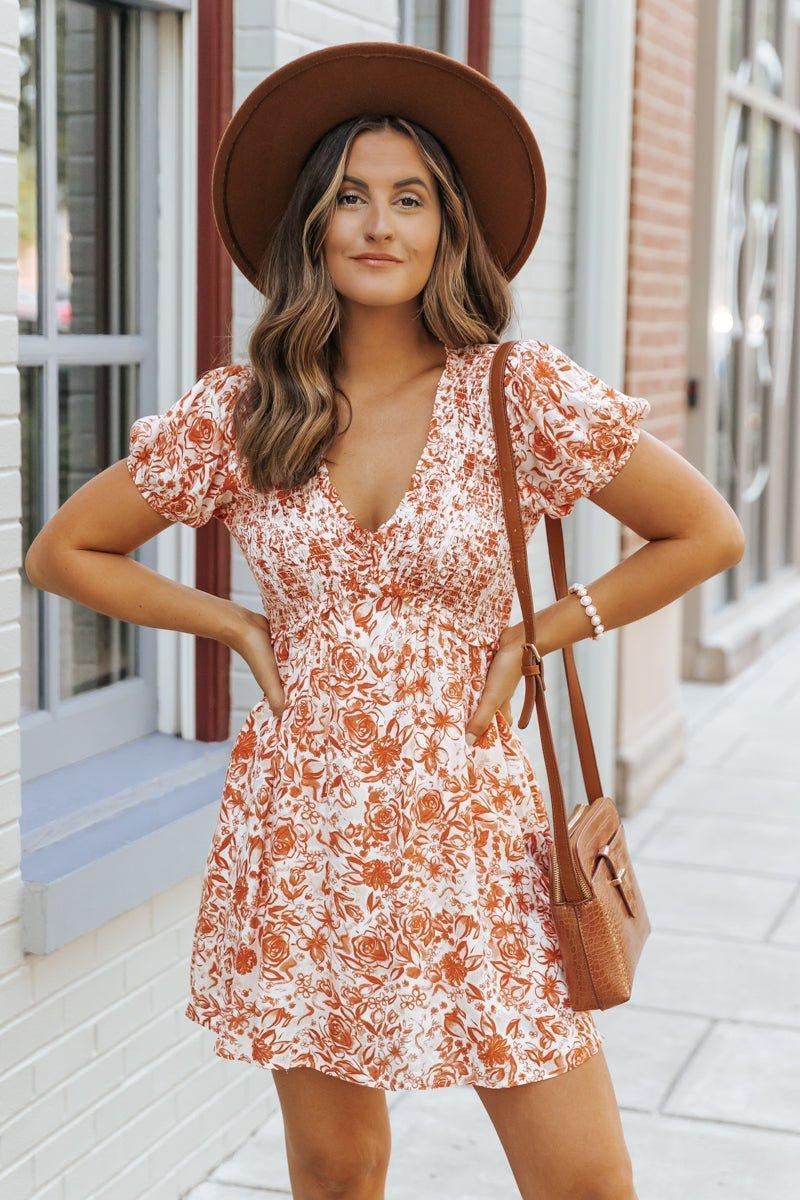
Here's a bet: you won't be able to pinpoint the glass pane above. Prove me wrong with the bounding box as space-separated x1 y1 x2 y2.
752 0 783 95
740 110 781 591
414 0 447 52
711 100 749 609
728 0 749 72
781 131 799 567
57 363 138 698
756 0 781 46
56 0 139 335
21 367 44 714
18 0 40 334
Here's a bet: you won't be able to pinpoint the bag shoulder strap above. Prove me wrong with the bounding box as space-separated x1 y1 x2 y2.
487 340 606 896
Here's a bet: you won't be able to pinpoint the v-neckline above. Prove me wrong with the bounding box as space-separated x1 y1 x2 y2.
318 345 456 541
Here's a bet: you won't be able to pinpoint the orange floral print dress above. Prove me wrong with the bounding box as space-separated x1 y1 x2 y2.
126 339 650 1091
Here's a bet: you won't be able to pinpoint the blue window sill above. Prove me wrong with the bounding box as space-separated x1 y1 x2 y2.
21 732 235 954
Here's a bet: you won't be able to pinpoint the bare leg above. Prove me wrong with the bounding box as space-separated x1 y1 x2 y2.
271 1066 392 1199
474 1047 638 1200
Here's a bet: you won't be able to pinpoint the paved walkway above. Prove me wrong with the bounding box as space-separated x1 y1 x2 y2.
187 622 800 1199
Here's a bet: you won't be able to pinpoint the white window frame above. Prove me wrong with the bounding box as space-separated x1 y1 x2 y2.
152 1 202 743
20 0 202 781
20 1 227 957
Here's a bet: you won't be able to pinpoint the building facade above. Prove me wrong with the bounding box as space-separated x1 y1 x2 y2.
2 1 798 1195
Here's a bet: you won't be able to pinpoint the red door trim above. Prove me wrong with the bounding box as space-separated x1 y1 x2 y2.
195 0 233 741
468 0 491 74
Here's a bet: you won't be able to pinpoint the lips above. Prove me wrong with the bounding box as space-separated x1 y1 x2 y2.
353 255 402 263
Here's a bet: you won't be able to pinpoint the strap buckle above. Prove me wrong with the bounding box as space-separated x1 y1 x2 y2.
521 642 545 688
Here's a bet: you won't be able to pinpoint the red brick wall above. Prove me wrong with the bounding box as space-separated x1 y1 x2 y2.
625 0 698 453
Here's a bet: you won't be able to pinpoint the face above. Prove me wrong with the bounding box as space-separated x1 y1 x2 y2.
322 128 443 311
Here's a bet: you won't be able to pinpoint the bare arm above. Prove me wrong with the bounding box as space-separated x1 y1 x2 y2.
24 460 285 710
515 429 745 657
468 430 745 740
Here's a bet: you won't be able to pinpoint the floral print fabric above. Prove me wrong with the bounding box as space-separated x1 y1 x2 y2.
126 340 650 1091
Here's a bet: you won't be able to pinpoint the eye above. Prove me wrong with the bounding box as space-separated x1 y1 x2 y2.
335 191 424 209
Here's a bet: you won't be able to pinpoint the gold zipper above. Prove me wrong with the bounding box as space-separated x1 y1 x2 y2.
550 804 592 902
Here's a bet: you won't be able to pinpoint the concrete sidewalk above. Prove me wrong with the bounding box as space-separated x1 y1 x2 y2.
187 623 800 1199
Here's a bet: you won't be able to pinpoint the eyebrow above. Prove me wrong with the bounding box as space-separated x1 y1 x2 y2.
342 174 431 194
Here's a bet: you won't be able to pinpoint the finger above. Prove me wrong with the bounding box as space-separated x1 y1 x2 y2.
263 693 285 718
465 694 504 744
247 640 284 708
255 659 285 711
261 681 286 713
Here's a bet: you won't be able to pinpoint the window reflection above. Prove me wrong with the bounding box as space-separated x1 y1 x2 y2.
20 368 44 714
413 0 448 52
752 0 784 96
728 0 749 72
739 110 780 588
57 363 138 698
18 0 39 333
55 0 138 334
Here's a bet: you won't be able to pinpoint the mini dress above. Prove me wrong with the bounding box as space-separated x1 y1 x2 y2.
126 338 651 1091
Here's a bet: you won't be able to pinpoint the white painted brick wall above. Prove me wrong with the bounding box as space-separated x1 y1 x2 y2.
491 0 584 771
491 0 582 347
1 879 277 1199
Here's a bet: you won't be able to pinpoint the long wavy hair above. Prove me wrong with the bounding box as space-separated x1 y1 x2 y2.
231 112 516 494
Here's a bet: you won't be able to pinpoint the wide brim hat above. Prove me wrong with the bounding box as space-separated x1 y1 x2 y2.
212 41 547 289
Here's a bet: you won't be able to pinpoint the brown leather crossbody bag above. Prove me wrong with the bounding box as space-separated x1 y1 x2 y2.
487 339 651 1011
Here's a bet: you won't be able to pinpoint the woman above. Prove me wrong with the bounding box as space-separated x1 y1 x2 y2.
26 43 743 1200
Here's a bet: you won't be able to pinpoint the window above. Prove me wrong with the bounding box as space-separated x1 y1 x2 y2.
19 0 162 777
710 0 800 608
18 0 229 955
400 0 469 59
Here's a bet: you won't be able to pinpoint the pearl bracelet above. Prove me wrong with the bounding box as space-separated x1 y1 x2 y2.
568 582 605 639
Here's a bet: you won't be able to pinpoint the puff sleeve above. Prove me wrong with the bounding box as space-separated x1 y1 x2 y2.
126 365 242 527
503 339 651 521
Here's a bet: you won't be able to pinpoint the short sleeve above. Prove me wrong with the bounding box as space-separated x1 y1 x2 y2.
126 365 242 527
503 339 651 520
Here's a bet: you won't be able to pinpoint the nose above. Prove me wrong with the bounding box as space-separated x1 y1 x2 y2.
361 200 395 242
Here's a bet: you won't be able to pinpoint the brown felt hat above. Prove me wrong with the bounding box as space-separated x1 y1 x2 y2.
211 41 547 289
